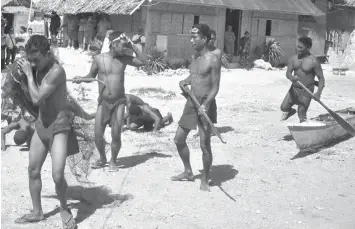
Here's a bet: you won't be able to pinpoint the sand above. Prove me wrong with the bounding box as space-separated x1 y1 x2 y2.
1 48 355 229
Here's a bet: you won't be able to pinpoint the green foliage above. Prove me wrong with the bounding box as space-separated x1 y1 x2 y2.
263 38 284 67
142 46 168 75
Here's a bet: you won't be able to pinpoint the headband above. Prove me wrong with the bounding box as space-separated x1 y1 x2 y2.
190 28 199 33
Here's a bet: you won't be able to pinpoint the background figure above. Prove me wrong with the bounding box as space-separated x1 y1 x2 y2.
49 11 61 44
96 14 111 42
132 27 145 52
1 16 7 70
5 27 16 65
224 25 235 60
16 26 30 49
83 15 95 53
78 15 87 52
240 31 252 70
43 17 49 38
67 14 78 50
61 14 69 47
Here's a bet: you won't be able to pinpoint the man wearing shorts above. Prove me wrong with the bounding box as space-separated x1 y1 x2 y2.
171 24 221 191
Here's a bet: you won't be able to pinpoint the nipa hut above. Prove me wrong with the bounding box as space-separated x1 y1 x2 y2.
1 0 34 33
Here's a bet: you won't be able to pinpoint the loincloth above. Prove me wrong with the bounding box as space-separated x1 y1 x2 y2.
288 84 315 107
178 96 217 130
99 97 126 127
35 112 79 156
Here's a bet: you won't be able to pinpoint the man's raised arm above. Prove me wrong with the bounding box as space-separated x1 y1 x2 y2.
18 59 65 106
122 44 148 67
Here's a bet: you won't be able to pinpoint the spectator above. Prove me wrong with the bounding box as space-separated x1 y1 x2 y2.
50 11 61 44
61 14 69 47
67 14 79 50
5 27 16 65
239 31 251 70
1 16 7 70
16 26 30 49
28 28 33 36
83 15 95 53
224 25 235 60
132 27 146 52
78 15 87 52
96 14 111 42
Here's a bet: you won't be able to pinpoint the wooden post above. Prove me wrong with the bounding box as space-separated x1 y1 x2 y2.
143 6 152 53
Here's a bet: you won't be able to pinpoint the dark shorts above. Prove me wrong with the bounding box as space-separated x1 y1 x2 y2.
68 29 78 40
100 98 126 127
50 28 58 36
178 97 217 130
284 84 314 108
84 30 94 43
35 113 79 156
131 108 163 131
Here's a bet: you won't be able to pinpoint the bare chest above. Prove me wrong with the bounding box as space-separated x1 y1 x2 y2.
97 58 126 75
294 58 314 73
190 58 211 78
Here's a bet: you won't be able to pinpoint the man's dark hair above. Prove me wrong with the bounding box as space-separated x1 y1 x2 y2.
192 24 211 43
210 29 216 36
298 36 312 49
25 35 50 55
20 26 27 32
109 30 130 49
14 130 28 145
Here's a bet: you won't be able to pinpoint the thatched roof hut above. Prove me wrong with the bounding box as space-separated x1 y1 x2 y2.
35 0 145 15
331 0 355 8
1 0 33 13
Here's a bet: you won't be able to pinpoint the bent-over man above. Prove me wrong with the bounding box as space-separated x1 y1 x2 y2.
1 118 34 151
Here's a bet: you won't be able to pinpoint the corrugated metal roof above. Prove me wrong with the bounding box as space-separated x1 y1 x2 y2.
157 0 325 16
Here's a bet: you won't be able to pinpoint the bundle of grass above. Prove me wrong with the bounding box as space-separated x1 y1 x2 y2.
141 46 168 75
263 38 284 67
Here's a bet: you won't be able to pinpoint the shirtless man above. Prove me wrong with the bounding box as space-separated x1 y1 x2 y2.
194 29 220 137
72 31 147 171
171 24 221 191
14 35 77 229
1 118 34 150
280 36 325 123
125 94 173 132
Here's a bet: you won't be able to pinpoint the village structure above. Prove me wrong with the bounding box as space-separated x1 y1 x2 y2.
1 0 355 229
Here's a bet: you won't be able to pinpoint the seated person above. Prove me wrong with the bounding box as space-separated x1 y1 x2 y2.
125 94 173 132
1 118 34 150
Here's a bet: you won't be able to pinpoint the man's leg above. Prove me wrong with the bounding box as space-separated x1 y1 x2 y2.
6 48 11 65
298 94 313 123
171 126 194 181
280 89 296 121
15 130 47 223
11 49 15 64
109 104 125 170
197 120 212 191
94 105 107 166
50 132 76 229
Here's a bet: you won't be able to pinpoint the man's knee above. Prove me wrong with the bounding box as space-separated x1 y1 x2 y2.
52 170 65 185
199 135 211 152
280 102 291 112
28 166 41 180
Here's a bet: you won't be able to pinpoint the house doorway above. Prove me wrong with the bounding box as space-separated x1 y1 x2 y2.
225 9 241 56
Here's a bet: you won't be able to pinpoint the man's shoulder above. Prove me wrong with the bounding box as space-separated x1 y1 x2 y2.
48 63 65 81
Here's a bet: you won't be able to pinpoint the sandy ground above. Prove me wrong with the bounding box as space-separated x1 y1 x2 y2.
1 49 355 229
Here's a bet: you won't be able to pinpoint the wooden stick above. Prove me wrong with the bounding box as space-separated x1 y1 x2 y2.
297 81 355 137
67 78 106 85
182 86 226 144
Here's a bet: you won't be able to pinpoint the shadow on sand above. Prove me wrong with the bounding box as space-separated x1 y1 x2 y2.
282 134 294 141
291 135 353 160
196 164 239 201
43 185 133 224
117 152 171 169
216 126 235 134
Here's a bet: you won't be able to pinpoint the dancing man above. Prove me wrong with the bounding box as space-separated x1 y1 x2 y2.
73 31 147 171
280 36 325 123
171 24 221 191
14 35 78 229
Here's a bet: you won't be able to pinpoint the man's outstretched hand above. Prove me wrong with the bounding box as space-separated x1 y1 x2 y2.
72 76 84 84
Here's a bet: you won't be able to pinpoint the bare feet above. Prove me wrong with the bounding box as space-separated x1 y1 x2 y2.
171 171 194 181
200 180 210 192
108 161 119 172
60 208 77 229
15 212 45 224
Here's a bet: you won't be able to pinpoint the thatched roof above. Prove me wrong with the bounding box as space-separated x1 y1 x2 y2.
2 6 31 13
1 0 31 8
35 0 145 15
332 0 355 8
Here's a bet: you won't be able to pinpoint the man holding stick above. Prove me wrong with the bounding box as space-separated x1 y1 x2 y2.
72 31 148 171
171 24 221 191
